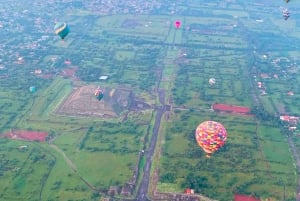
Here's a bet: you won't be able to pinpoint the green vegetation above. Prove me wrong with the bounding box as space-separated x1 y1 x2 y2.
157 111 295 201
0 0 300 201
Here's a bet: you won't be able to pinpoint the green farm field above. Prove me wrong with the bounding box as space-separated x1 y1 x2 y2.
1 1 300 201
156 111 296 201
0 75 153 200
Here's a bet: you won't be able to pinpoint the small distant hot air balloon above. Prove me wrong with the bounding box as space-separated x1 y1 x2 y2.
209 78 216 86
29 86 36 93
195 121 227 158
282 8 290 20
174 20 181 29
95 87 104 101
54 22 70 40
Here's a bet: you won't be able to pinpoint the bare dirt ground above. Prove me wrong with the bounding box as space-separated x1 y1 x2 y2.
4 129 48 142
56 85 133 118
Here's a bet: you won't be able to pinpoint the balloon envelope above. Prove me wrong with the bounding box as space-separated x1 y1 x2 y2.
29 86 36 93
95 87 104 101
195 121 227 157
54 22 70 39
174 20 181 28
209 78 216 85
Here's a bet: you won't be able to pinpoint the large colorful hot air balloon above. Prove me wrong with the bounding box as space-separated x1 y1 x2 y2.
195 121 227 158
54 22 70 39
174 20 181 29
95 87 104 101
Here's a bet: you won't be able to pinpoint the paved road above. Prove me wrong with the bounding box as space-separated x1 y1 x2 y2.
287 137 300 201
136 90 165 201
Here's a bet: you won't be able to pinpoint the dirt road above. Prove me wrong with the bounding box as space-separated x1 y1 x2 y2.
50 144 77 172
50 144 100 191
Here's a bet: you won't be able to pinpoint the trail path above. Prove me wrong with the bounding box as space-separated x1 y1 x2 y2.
50 144 77 172
49 144 100 191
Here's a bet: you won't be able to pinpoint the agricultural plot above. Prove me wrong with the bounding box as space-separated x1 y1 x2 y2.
157 111 295 201
171 26 251 108
0 139 55 201
154 1 300 201
253 53 300 115
0 9 163 198
0 0 300 201
0 71 155 200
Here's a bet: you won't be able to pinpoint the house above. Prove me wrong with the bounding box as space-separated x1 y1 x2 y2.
260 73 271 79
107 186 119 196
34 69 42 74
99 75 109 81
289 126 297 131
257 82 262 88
184 188 194 194
280 116 299 122
280 116 299 125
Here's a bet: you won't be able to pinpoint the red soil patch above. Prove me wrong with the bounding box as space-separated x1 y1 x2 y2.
61 67 80 80
61 67 78 78
4 130 48 142
213 103 251 114
234 194 261 201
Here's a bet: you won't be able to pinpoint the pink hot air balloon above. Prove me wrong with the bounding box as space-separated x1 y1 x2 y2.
174 20 181 28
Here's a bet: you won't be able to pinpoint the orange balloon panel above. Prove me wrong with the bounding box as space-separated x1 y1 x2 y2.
195 121 227 156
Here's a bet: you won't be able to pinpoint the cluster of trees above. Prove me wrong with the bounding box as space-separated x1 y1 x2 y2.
180 173 209 193
251 106 293 136
160 172 209 193
76 67 102 82
173 66 190 105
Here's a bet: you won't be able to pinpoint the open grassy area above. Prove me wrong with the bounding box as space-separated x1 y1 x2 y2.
156 111 296 201
1 1 300 201
0 139 56 201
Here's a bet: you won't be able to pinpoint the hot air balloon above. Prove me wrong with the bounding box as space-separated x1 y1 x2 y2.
54 22 70 40
209 78 216 86
95 87 104 101
195 121 227 158
282 8 290 20
174 20 181 29
29 86 36 93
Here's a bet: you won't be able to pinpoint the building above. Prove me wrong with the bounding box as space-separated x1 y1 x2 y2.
280 116 299 122
99 75 109 81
